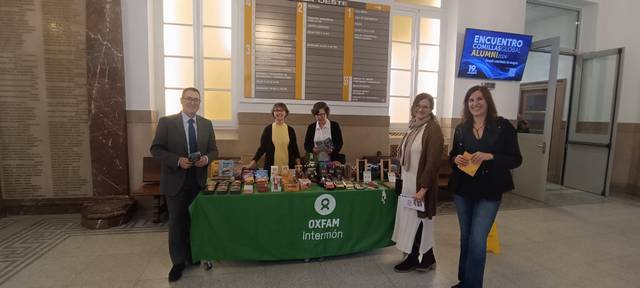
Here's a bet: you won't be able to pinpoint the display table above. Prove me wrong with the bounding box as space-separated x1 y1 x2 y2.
189 184 397 261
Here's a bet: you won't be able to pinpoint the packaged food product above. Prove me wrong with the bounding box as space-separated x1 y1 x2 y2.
298 178 312 190
229 180 242 194
242 168 255 184
219 160 234 177
344 181 354 190
324 180 336 190
242 184 254 194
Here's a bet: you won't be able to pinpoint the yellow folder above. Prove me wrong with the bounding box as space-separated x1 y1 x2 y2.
457 151 480 176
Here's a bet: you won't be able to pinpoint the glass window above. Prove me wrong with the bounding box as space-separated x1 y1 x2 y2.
204 59 231 89
204 91 232 120
525 3 579 49
162 0 233 125
203 0 232 27
390 70 412 97
165 89 183 116
417 71 438 97
203 27 231 58
162 0 194 117
391 43 412 69
163 0 193 24
420 18 440 45
390 97 411 123
164 57 194 88
392 15 413 42
163 24 194 57
525 2 579 126
389 14 441 124
418 44 439 71
577 55 617 124
395 0 441 8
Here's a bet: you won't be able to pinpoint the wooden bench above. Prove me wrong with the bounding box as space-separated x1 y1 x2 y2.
438 157 453 201
438 157 452 189
132 157 166 223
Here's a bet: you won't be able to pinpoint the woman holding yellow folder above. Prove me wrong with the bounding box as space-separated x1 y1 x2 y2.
448 85 522 288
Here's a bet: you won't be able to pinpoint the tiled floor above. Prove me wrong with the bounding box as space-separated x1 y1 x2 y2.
1 188 639 288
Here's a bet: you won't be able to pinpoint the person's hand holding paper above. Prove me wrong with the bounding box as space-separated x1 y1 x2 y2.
457 151 481 176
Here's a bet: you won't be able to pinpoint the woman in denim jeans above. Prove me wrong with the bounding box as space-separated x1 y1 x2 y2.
448 86 522 288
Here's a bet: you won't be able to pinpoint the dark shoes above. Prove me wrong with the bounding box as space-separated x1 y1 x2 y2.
394 253 419 273
168 264 185 282
416 248 436 272
395 249 437 273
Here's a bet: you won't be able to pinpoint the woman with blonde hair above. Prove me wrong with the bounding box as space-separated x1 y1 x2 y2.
391 93 444 273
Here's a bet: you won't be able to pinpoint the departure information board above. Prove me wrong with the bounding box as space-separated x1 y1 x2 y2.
245 0 390 103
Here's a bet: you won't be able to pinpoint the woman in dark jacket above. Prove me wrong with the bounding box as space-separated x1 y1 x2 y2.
304 102 344 163
448 86 522 288
247 103 301 170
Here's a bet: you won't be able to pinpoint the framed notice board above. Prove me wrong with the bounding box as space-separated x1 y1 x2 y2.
244 0 390 103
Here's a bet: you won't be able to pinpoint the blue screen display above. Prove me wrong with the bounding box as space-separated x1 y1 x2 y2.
458 28 533 81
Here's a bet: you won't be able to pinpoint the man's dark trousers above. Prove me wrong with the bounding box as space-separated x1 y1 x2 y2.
167 168 200 265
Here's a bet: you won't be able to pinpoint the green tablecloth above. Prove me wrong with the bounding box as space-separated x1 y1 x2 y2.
189 184 397 261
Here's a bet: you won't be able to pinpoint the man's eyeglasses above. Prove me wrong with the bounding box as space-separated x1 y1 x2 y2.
182 97 201 103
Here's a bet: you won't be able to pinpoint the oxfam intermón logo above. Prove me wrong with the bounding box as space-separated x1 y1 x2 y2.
314 194 336 216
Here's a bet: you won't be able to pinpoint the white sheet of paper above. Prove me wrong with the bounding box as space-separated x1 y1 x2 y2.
388 172 396 183
363 171 372 183
399 195 426 212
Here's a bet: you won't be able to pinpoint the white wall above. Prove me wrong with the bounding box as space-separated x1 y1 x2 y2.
122 0 154 111
441 0 459 118
593 0 639 123
447 0 527 120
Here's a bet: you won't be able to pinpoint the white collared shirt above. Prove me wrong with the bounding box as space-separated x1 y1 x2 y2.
314 120 332 161
314 120 332 143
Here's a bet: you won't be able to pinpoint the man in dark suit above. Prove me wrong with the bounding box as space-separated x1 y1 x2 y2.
150 87 218 282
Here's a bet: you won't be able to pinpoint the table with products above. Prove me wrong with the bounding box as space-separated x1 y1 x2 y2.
189 183 397 261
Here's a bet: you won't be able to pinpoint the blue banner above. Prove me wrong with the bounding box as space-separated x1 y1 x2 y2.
458 28 533 81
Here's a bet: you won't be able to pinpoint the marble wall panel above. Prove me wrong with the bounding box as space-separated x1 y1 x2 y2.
87 0 129 196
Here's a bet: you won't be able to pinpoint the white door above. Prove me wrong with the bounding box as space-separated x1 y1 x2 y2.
512 37 560 201
563 48 623 196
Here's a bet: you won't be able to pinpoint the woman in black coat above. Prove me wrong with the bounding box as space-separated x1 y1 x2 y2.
304 102 345 163
448 86 522 288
